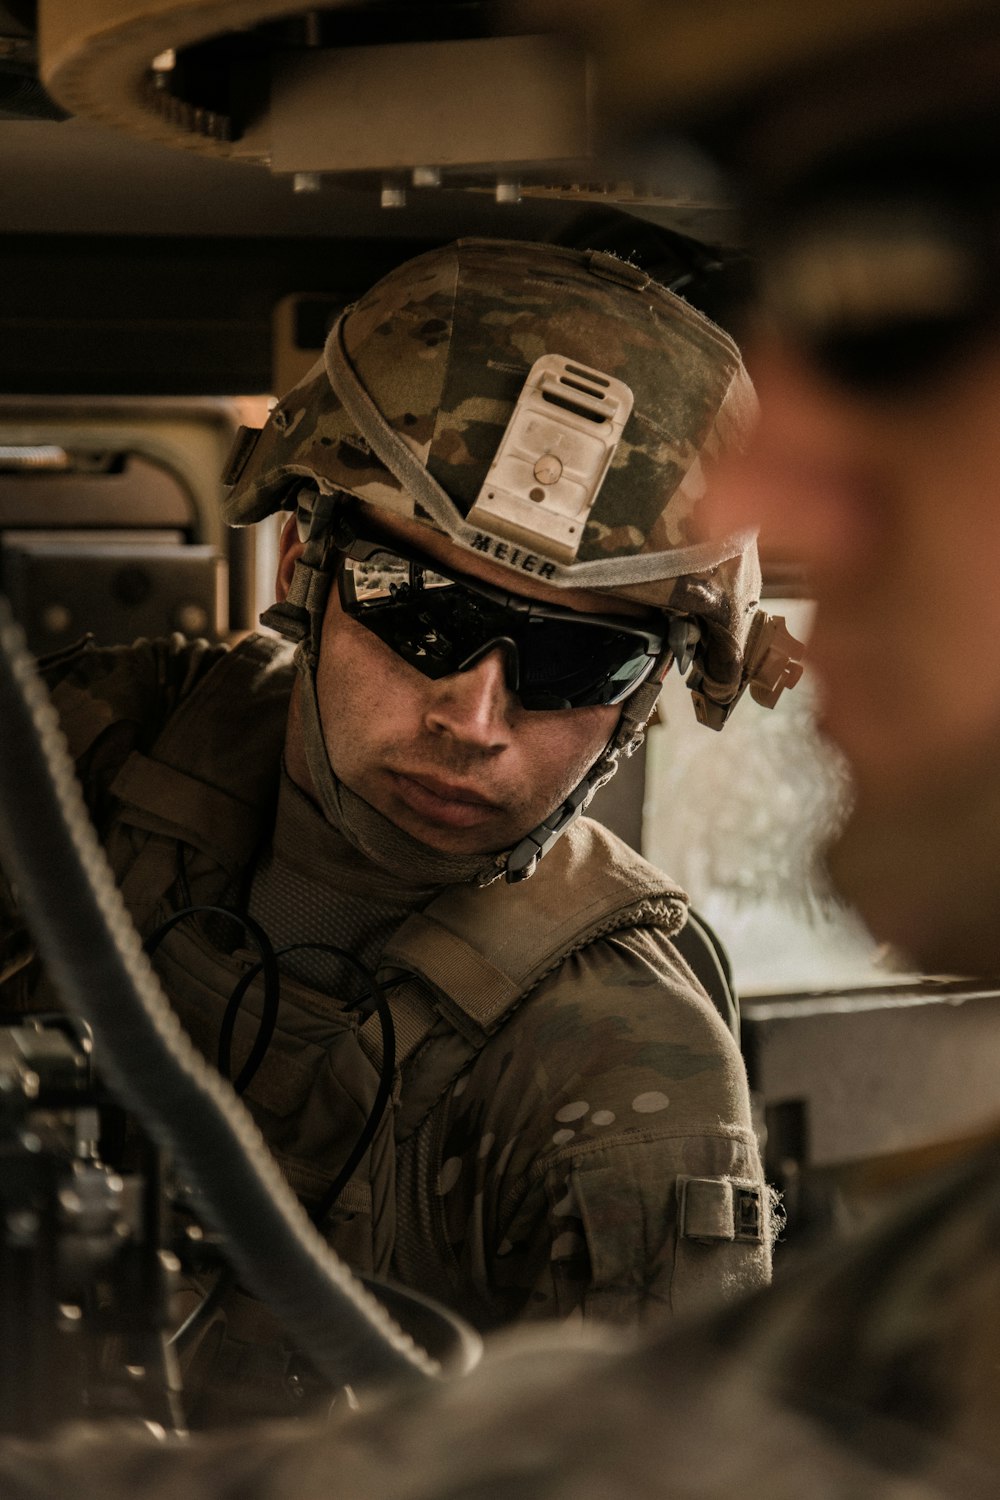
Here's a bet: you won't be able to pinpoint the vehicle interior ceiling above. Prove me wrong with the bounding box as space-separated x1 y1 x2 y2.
2 0 997 1252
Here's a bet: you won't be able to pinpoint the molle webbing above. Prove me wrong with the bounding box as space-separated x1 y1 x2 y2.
107 633 293 845
111 751 262 871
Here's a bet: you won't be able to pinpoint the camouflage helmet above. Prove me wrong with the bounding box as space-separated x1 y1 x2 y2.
223 237 801 729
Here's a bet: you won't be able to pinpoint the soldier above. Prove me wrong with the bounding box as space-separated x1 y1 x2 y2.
0 236 798 1419
203 6 1000 1492
215 4 1000 1491
252 2 1000 1494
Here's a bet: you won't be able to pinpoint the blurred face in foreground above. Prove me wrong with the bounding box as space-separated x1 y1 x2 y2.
705 138 1000 975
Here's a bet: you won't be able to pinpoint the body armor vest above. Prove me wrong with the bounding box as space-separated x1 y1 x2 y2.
43 634 688 1413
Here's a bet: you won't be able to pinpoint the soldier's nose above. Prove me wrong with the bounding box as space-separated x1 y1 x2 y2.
425 649 514 749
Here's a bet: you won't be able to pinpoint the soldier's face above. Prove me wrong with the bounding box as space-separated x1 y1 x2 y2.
279 510 628 857
705 332 1000 971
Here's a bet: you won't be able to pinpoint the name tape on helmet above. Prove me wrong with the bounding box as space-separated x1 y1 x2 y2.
466 354 634 564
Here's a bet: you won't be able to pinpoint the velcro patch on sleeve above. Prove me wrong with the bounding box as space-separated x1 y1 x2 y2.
677 1175 764 1245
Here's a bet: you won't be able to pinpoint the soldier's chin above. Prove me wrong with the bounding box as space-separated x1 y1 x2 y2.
826 743 1000 981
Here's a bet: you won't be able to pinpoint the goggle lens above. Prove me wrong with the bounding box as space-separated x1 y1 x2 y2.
339 541 663 711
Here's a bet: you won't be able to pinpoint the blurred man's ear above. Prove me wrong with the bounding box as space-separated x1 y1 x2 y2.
274 514 305 603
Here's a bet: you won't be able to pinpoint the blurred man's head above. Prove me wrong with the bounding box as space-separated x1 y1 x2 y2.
537 0 1000 972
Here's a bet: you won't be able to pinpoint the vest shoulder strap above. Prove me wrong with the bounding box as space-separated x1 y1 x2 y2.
360 820 688 1094
389 818 685 1034
46 635 229 764
101 636 295 936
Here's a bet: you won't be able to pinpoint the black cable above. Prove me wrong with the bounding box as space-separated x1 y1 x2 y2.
174 840 193 909
137 803 408 1328
211 939 401 1220
142 904 283 1094
166 938 398 1352
146 892 402 1210
217 938 382 1090
311 990 396 1227
147 902 405 1212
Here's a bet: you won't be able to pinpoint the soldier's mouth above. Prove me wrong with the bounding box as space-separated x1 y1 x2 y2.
388 771 502 828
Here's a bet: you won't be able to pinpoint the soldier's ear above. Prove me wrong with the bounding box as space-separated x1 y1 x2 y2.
274 513 305 603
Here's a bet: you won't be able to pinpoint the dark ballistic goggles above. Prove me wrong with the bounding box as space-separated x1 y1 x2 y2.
335 525 665 712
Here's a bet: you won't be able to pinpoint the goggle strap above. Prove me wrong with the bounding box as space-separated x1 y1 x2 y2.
619 679 663 744
325 310 465 551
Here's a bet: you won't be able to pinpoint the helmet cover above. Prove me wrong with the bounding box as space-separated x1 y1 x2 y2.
224 238 792 714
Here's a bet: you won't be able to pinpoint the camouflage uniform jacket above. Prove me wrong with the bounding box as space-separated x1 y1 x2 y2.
0 633 771 1348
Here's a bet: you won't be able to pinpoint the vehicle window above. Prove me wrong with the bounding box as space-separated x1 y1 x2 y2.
644 599 912 996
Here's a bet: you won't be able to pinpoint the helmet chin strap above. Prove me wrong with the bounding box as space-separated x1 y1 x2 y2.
504 675 664 882
293 635 663 887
